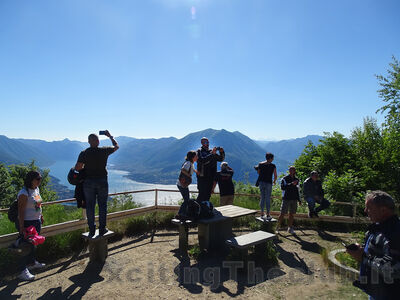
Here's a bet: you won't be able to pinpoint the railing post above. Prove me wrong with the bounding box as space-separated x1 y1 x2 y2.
352 203 357 222
155 189 158 208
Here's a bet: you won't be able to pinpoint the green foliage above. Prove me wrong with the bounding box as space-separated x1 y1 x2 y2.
108 194 141 212
0 161 56 208
294 58 400 207
188 244 202 260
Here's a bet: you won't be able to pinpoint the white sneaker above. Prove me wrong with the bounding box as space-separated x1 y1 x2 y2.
18 268 35 281
266 215 272 221
287 227 295 234
28 261 46 270
275 226 281 234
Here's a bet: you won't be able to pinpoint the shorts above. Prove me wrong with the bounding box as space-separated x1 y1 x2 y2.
280 199 298 214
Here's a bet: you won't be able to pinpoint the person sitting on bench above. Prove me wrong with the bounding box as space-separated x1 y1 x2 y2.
303 171 330 218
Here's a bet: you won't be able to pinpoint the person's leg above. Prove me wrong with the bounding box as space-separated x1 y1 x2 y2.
315 198 331 212
197 177 206 202
227 195 234 205
177 185 190 215
259 182 266 215
83 179 97 233
203 178 213 202
305 196 316 217
288 200 298 228
97 178 109 231
265 183 272 216
277 200 288 228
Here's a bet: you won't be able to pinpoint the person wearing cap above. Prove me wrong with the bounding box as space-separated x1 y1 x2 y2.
212 162 235 206
276 166 301 234
196 137 225 202
303 170 330 218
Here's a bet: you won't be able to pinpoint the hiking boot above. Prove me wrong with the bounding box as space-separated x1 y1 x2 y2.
99 228 109 236
18 268 35 281
28 261 46 271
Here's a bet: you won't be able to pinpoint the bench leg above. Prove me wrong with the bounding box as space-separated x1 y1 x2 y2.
241 248 249 272
198 224 209 252
178 225 189 253
88 239 108 263
254 243 267 257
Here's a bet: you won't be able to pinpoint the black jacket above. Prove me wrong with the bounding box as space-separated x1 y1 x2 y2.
303 177 324 198
355 215 400 299
281 174 300 201
196 147 225 179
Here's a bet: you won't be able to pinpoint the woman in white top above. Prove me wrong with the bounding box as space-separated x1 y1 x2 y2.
176 151 198 217
16 171 46 281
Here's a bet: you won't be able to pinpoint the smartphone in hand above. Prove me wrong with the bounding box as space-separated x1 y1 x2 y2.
99 130 107 135
342 242 359 251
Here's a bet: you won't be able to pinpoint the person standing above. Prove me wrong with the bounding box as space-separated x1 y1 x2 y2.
276 166 301 234
347 191 400 300
176 150 198 218
15 171 46 281
75 131 119 237
212 162 235 206
196 137 225 202
303 171 330 218
255 152 277 220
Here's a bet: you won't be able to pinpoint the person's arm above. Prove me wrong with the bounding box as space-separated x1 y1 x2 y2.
362 242 400 279
180 162 191 177
197 149 213 165
303 179 310 197
17 194 28 235
281 178 287 190
216 148 225 162
105 130 119 152
273 167 277 185
75 151 85 171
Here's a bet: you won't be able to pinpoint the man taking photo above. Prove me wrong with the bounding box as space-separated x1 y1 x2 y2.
75 131 119 237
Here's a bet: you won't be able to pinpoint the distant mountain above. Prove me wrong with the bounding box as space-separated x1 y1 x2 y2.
0 135 54 166
111 129 291 184
0 131 322 185
16 138 86 161
256 135 323 164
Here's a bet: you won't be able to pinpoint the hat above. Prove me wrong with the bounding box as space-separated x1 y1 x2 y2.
221 162 228 170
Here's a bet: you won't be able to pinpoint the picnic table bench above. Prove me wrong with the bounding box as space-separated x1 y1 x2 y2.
172 205 257 253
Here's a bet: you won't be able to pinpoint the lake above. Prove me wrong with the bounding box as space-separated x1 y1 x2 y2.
48 160 198 206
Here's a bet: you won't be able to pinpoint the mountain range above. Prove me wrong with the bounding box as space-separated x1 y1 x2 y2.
0 130 322 184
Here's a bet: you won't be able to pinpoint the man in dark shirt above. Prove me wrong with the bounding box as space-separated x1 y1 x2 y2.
303 171 330 218
276 166 301 234
196 137 225 202
75 131 119 236
212 162 234 206
347 191 400 300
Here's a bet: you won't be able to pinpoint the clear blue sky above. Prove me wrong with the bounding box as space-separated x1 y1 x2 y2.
1 0 399 141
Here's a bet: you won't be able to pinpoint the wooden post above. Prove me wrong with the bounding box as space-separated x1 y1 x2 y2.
352 203 357 222
155 189 158 208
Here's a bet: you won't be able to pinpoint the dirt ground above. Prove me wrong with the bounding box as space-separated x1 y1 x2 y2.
0 227 367 300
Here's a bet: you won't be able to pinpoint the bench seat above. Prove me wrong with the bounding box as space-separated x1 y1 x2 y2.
225 230 276 249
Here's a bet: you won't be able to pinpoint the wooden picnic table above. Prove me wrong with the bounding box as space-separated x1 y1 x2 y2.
197 205 257 251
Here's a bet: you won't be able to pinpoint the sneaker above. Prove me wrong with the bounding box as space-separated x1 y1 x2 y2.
28 261 46 271
266 215 272 221
287 227 295 234
18 268 35 281
99 228 109 236
275 226 281 234
88 229 96 238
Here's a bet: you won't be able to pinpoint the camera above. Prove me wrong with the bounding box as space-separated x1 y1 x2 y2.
216 147 223 151
99 130 107 135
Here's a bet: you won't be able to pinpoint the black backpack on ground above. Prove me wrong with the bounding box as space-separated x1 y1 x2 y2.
185 200 201 220
198 200 214 219
8 200 18 223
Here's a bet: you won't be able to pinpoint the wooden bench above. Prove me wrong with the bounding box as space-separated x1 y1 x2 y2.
171 219 196 253
82 230 115 262
255 216 278 233
226 230 276 269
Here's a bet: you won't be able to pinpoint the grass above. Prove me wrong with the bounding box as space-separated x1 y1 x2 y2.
335 251 360 270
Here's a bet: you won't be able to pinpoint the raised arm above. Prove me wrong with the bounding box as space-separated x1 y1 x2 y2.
105 130 119 152
216 148 225 162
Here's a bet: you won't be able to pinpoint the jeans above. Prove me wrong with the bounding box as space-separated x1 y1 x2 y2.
83 177 108 232
177 185 190 216
305 196 331 213
197 177 213 202
259 181 272 214
15 219 41 272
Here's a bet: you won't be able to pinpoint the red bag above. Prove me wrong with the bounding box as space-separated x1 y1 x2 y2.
25 225 45 246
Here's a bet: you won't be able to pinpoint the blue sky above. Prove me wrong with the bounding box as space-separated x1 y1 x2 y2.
1 0 399 141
